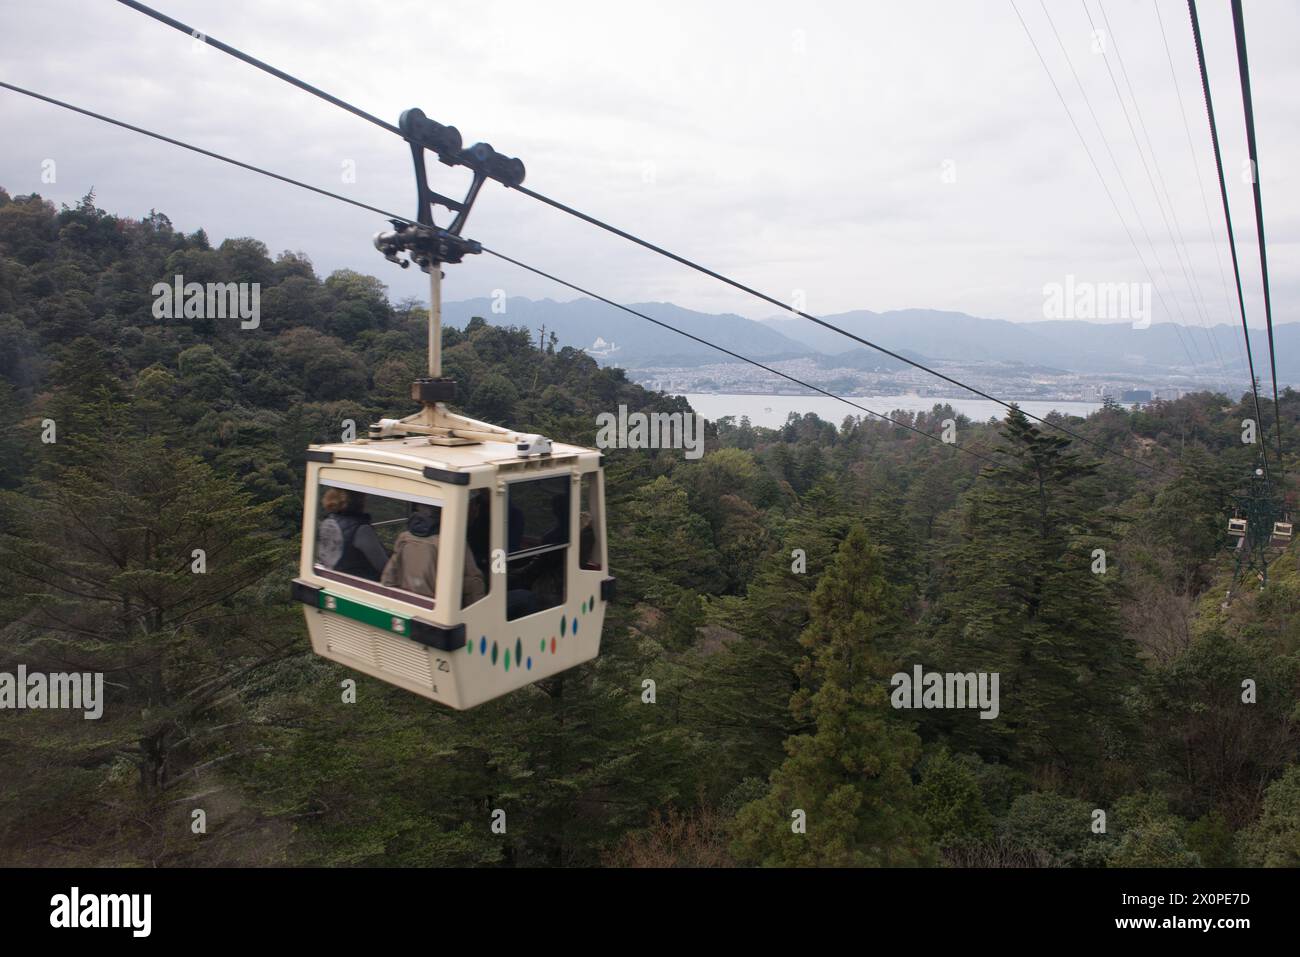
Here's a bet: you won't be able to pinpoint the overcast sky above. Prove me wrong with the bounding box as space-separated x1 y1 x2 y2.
1 0 1295 332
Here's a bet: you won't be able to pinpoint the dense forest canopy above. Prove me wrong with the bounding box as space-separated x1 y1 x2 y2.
0 188 1296 867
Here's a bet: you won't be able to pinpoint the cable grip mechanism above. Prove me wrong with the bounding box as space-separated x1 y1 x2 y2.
372 108 525 272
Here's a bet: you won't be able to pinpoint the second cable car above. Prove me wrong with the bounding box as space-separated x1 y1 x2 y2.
292 107 613 708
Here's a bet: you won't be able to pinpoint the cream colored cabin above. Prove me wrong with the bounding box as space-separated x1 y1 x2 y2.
293 431 611 709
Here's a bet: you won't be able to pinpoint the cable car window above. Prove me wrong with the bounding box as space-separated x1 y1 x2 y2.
505 476 569 620
579 472 603 571
464 488 492 608
314 482 486 608
506 475 569 553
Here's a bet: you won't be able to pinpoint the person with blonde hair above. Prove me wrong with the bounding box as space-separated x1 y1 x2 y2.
316 487 388 581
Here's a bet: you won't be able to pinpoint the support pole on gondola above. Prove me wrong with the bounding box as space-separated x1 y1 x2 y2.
371 107 525 417
428 266 442 379
368 108 549 453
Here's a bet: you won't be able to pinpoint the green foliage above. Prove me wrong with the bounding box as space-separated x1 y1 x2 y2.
732 527 935 866
1107 793 1200 868
609 475 722 605
1186 809 1238 867
1137 631 1297 821
2 190 1295 868
1238 765 1300 867
1002 791 1108 867
665 591 705 649
917 748 994 849
926 407 1138 777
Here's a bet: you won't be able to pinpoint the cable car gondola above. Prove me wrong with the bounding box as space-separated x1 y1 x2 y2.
1224 467 1292 595
293 405 611 709
291 108 613 708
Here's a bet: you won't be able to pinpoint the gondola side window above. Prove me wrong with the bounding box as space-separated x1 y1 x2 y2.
314 483 457 605
579 472 603 570
505 475 569 621
464 488 491 609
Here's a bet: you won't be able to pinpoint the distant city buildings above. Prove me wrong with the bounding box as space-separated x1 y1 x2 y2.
1096 385 1183 406
631 359 1210 403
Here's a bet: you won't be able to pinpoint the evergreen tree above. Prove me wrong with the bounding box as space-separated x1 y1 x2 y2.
0 392 293 803
609 475 723 604
732 526 934 866
927 408 1136 776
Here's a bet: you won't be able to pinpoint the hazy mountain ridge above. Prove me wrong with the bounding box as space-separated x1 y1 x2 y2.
766 308 1296 380
440 297 814 367
440 296 1295 384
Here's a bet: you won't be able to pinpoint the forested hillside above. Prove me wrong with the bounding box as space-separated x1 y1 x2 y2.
1 189 1297 867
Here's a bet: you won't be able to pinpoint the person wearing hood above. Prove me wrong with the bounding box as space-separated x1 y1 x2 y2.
382 504 486 605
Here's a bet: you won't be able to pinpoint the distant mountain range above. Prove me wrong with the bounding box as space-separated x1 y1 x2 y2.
763 309 1298 382
441 297 811 366
440 297 1298 385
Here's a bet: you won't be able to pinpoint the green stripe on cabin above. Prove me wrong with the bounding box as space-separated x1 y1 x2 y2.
317 590 410 636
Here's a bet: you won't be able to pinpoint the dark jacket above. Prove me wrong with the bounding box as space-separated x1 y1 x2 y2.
318 511 385 581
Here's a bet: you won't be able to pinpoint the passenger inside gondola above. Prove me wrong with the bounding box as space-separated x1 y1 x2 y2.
382 504 485 604
316 488 388 581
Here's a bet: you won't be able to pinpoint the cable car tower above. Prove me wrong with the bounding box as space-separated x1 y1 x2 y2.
1226 466 1292 593
292 110 613 709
